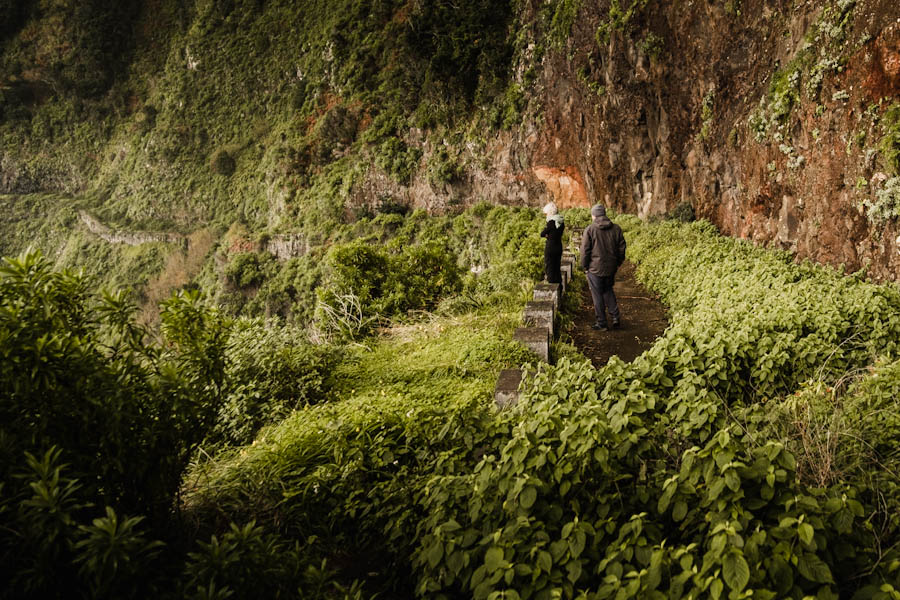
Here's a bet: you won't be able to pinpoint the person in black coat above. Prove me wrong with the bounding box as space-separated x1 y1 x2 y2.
540 201 565 284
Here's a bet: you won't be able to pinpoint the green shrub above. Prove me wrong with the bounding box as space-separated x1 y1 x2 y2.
0 252 230 523
212 319 340 447
224 252 273 289
1 447 166 599
321 240 391 315
428 148 462 187
182 521 304 600
668 201 696 222
316 238 465 332
210 148 236 176
391 241 464 312
374 137 422 183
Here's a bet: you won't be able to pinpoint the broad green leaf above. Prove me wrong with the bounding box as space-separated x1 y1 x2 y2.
520 486 537 509
567 559 582 583
537 550 552 573
722 551 750 591
485 547 505 573
673 500 688 521
710 578 724 600
798 553 834 584
724 470 740 492
798 522 814 545
426 541 444 568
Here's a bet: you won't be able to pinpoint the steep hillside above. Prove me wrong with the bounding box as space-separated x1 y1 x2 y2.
1 0 899 302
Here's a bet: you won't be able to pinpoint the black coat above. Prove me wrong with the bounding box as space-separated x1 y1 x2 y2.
541 219 564 283
580 217 626 277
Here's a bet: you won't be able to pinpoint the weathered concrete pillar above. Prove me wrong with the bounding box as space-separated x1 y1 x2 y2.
494 369 523 408
560 259 574 285
523 300 555 337
513 327 550 362
533 282 561 309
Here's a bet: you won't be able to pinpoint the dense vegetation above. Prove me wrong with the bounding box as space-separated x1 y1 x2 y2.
0 0 521 231
7 211 897 598
0 204 548 599
3 1 900 598
187 217 900 599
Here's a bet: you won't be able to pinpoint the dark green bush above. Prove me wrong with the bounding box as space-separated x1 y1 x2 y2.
1 447 165 599
392 241 464 312
427 148 462 187
314 104 360 164
0 252 229 523
668 201 696 222
374 137 422 183
224 251 274 289
317 238 465 331
210 148 236 176
321 240 391 314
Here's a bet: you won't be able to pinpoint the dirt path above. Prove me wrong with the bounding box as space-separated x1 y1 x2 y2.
566 261 669 368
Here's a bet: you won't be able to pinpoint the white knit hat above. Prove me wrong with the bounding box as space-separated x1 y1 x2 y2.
542 201 558 216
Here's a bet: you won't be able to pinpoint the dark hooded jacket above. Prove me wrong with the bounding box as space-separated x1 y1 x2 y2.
580 216 626 277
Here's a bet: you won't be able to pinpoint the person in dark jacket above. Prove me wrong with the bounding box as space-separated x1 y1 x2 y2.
580 204 626 331
540 201 565 284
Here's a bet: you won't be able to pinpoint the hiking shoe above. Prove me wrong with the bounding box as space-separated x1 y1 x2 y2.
611 319 621 329
591 321 609 331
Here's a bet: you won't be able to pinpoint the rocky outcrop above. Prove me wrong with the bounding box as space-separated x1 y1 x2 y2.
263 234 311 260
494 0 900 281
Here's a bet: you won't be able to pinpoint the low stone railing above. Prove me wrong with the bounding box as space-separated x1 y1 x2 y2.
494 227 583 408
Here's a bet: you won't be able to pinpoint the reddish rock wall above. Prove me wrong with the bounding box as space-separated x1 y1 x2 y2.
487 0 900 281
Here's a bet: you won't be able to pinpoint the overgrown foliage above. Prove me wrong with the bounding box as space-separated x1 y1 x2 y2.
0 204 553 599
185 218 900 598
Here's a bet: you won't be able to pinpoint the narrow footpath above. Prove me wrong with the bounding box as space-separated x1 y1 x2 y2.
567 260 669 368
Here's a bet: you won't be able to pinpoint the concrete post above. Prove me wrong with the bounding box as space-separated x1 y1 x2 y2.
560 260 574 285
513 327 550 362
523 300 555 337
494 369 523 408
533 282 561 309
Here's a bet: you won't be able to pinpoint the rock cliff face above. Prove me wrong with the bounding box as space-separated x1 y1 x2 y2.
480 0 900 280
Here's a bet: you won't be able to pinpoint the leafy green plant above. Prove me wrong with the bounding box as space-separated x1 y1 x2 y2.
0 252 230 523
224 252 273 289
212 319 339 446
639 32 665 61
74 507 164 599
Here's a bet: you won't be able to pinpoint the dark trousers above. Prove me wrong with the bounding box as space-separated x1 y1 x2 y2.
586 272 620 325
544 244 562 284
